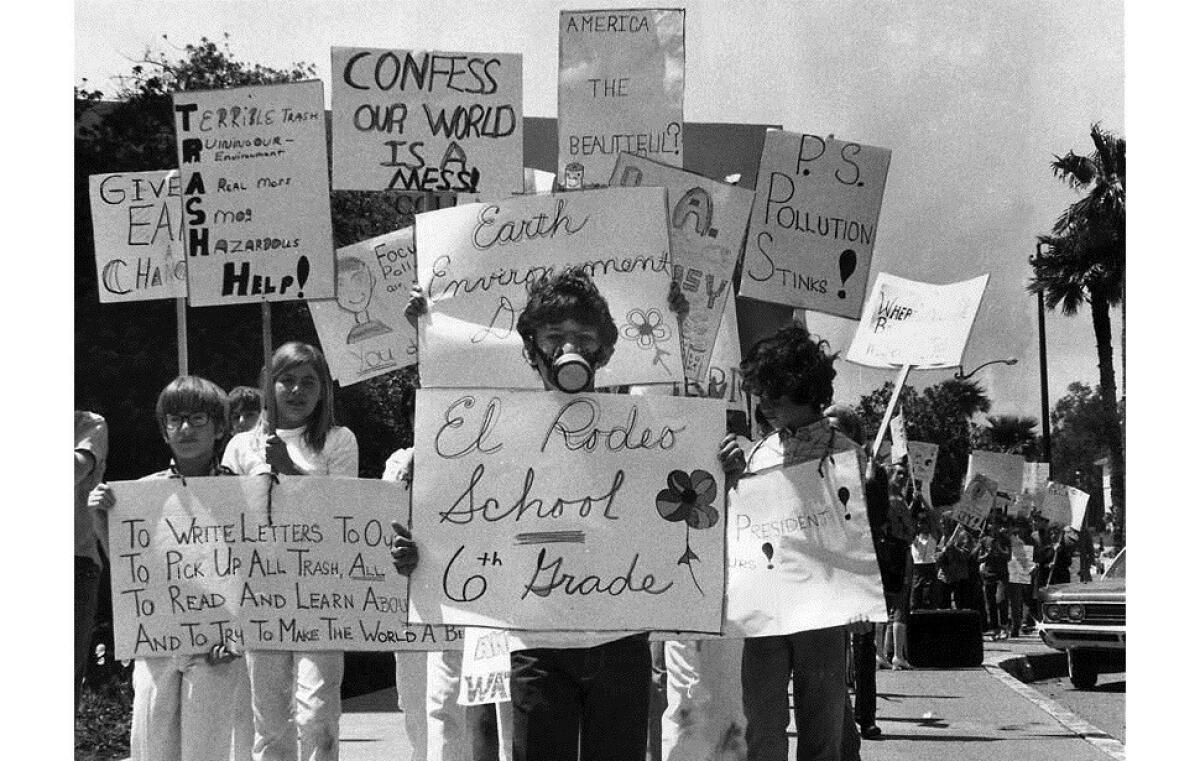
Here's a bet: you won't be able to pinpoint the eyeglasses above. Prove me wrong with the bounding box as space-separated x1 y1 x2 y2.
164 412 211 432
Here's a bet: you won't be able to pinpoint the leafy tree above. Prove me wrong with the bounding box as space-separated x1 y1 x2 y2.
1029 123 1126 547
1048 382 1122 530
973 414 1040 458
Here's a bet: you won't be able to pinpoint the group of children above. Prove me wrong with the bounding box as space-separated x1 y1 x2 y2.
81 266 920 761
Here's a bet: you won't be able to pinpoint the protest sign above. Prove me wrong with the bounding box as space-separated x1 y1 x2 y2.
741 130 891 318
558 9 685 187
908 441 938 507
173 80 334 306
948 473 998 531
1040 482 1090 529
725 450 887 636
1015 461 1050 517
89 170 187 302
331 47 523 196
309 227 419 386
524 167 557 194
1068 485 1091 530
414 187 684 388
889 411 909 464
845 273 990 368
458 627 512 706
966 451 1025 514
610 153 754 381
106 475 462 659
407 389 727 632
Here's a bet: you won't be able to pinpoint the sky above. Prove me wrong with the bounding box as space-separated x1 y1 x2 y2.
72 0 1124 420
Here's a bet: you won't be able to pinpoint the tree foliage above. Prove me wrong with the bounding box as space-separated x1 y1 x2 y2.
973 414 1040 458
1048 382 1122 527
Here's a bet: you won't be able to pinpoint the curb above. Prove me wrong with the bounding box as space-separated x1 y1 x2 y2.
983 649 1125 761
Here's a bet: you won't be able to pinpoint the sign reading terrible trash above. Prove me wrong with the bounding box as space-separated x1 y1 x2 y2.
173 80 334 306
741 130 891 318
89 170 188 303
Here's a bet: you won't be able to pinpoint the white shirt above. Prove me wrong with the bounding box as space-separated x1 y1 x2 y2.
222 424 358 477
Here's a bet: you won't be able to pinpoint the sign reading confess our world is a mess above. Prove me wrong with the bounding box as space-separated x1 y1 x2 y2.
173 80 334 306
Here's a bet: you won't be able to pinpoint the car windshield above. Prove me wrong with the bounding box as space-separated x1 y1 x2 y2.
1103 549 1125 580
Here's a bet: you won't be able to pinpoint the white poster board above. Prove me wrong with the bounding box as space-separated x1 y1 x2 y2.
725 450 887 637
1041 482 1090 529
610 153 754 381
458 627 512 705
845 273 990 368
414 187 684 388
1015 461 1051 517
407 389 727 632
309 227 419 386
106 475 457 659
907 441 938 485
331 47 523 196
741 130 891 318
948 473 998 531
888 411 909 464
966 451 1026 514
557 8 685 188
89 170 188 302
1068 485 1091 530
173 80 334 306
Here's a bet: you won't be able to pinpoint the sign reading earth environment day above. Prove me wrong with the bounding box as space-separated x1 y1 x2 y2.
845 273 990 368
309 227 419 386
89 170 187 303
331 47 523 195
725 450 887 637
742 130 891 318
173 80 334 306
557 9 685 188
406 389 727 633
414 187 684 389
610 153 754 382
948 473 998 531
106 476 464 659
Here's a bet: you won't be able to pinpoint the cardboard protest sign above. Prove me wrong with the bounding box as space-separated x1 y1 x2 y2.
309 227 419 386
610 154 754 381
557 8 685 188
89 170 187 302
907 440 938 506
331 47 523 196
1015 461 1051 517
458 627 512 706
1040 482 1090 529
407 389 727 632
414 187 684 388
1068 486 1090 530
725 450 887 637
741 130 891 318
106 475 467 659
173 80 334 306
948 473 998 531
845 273 990 368
889 411 909 464
966 451 1025 514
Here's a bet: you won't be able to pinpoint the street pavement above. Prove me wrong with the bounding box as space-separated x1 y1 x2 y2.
336 636 1125 761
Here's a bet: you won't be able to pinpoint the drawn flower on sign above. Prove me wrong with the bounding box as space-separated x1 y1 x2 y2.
623 308 671 349
656 469 719 594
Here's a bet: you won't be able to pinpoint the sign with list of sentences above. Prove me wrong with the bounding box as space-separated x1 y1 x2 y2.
173 80 334 306
610 153 754 382
89 170 187 303
845 273 990 369
331 47 524 196
407 388 727 633
106 475 468 659
414 187 684 389
309 227 419 386
557 8 685 188
741 130 891 318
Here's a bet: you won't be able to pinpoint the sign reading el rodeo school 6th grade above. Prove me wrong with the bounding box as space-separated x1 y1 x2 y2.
173 80 334 306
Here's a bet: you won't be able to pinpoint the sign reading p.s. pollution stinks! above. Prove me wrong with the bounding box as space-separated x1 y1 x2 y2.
741 130 891 319
331 47 524 196
173 80 334 306
89 169 188 303
308 227 420 386
557 8 685 189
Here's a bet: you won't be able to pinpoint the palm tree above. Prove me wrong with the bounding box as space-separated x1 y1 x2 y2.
1029 123 1125 548
978 415 1040 458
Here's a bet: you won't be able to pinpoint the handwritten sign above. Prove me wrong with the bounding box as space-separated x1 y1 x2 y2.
407 389 727 632
89 170 187 302
309 227 419 386
845 273 989 368
331 47 523 196
414 187 684 388
106 475 461 659
610 154 753 381
948 473 998 531
458 627 511 706
965 451 1026 512
725 450 887 636
173 80 334 306
1040 482 1090 529
741 130 891 318
908 441 938 484
889 411 909 464
1015 461 1050 517
557 9 685 188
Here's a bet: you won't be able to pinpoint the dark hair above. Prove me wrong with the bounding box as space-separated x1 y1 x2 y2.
155 376 229 440
228 386 263 419
260 342 337 451
740 324 837 409
515 265 619 366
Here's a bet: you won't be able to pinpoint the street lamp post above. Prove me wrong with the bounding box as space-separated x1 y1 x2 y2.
1033 242 1052 471
953 357 1018 381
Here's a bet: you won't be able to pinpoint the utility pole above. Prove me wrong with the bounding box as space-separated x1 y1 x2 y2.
1033 242 1052 471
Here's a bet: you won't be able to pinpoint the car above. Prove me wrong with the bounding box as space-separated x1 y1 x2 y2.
1037 547 1125 689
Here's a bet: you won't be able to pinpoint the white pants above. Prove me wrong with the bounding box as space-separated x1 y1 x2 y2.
131 654 254 761
416 648 513 761
246 650 343 761
395 652 429 761
662 640 748 761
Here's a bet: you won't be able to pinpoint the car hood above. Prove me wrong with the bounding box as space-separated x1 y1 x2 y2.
1039 578 1125 602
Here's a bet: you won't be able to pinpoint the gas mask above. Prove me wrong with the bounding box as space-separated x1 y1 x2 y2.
533 345 601 393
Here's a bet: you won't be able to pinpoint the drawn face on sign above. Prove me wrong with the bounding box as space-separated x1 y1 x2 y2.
336 257 374 314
